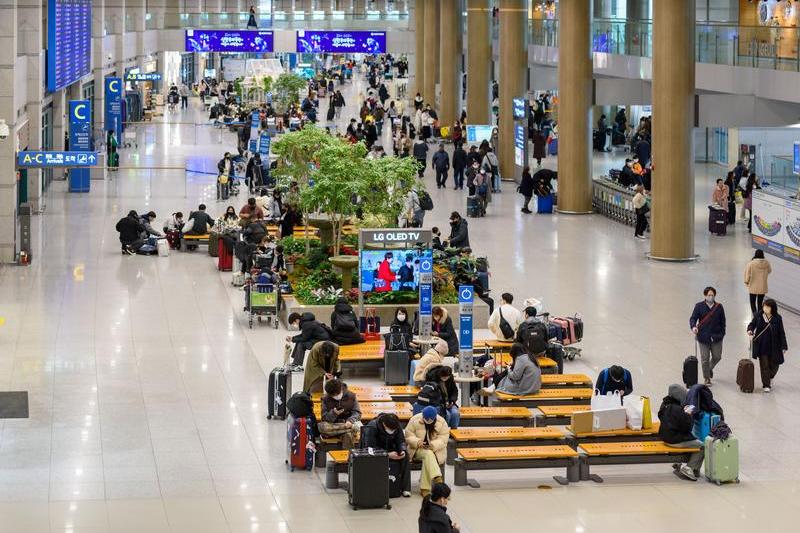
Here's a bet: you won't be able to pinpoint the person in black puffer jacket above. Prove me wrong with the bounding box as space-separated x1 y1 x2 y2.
414 365 460 429
115 210 145 255
658 384 705 482
419 482 460 533
286 312 331 369
329 298 364 346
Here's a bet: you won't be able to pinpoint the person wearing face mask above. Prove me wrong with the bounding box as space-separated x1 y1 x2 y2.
444 212 470 250
217 205 239 230
319 379 362 449
404 406 447 497
418 482 460 533
689 287 727 386
362 413 411 497
595 365 633 398
747 298 789 393
217 153 233 200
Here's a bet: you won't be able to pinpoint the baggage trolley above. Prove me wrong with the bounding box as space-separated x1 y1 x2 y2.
245 283 280 328
547 313 584 360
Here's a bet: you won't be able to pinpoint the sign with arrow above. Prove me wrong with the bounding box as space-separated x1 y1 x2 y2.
17 151 99 168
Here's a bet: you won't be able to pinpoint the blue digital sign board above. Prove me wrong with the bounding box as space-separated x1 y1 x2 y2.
47 0 92 93
296 31 386 54
18 151 99 168
513 98 527 120
185 30 274 53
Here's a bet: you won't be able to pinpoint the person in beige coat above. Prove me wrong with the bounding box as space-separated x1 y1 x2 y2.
744 249 772 316
403 406 448 496
412 339 449 385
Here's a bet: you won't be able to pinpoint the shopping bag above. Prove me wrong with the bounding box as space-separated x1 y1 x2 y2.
591 390 622 411
641 396 652 429
623 394 646 430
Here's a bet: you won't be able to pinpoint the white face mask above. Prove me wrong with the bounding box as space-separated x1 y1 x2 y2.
705 295 715 304
384 428 395 435
332 394 343 401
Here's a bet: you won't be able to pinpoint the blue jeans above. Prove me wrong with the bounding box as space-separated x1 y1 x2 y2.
409 360 418 384
411 402 460 429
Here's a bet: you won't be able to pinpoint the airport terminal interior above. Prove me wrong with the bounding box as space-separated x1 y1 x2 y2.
2 0 800 532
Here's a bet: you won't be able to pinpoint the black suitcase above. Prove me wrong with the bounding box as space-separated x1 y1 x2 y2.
384 350 408 385
736 358 755 393
708 206 727 236
683 355 698 388
268 366 291 420
348 448 391 510
466 196 481 218
727 201 736 225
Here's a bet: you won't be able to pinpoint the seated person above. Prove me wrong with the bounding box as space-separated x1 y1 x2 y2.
390 306 414 336
239 197 265 223
162 212 184 233
217 206 240 231
431 226 444 251
115 210 145 255
595 365 633 398
286 312 331 370
140 211 163 237
184 204 215 235
658 384 705 482
412 339 450 386
362 413 411 497
404 406 447 497
431 307 459 356
483 343 541 397
329 298 365 346
415 365 460 429
488 293 523 341
319 379 361 449
302 340 341 393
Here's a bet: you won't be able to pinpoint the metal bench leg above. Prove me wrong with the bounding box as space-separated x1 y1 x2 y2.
325 462 340 490
446 440 456 466
453 460 467 487
580 458 603 483
315 447 327 468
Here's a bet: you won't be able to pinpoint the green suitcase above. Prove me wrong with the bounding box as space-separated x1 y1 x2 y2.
704 435 739 485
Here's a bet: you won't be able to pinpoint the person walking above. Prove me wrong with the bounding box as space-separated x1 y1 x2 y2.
744 249 772 316
747 298 788 393
246 5 258 29
632 185 649 239
531 129 547 167
413 135 429 178
518 166 534 214
451 142 467 190
432 144 450 189
689 287 726 386
333 90 345 119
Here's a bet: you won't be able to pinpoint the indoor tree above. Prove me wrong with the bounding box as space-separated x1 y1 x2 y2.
273 72 308 112
360 155 423 227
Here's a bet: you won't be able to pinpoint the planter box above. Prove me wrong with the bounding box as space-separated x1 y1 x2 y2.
280 295 491 330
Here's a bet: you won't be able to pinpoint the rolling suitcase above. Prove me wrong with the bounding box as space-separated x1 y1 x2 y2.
218 239 233 271
548 137 558 155
287 414 314 471
384 350 408 386
736 359 755 393
267 366 291 420
683 342 699 387
165 230 181 250
208 232 220 257
708 206 727 236
466 196 481 218
537 193 554 214
704 435 740 484
348 448 390 510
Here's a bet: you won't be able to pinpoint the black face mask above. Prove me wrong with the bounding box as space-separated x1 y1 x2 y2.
450 220 457 226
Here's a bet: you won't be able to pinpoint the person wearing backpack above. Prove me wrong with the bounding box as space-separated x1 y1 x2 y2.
595 365 633 397
415 365 460 429
329 298 365 346
487 293 523 341
514 307 549 357
689 286 727 386
747 298 788 392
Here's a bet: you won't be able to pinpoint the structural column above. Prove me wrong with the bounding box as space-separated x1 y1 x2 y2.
439 0 462 126
498 0 526 180
466 0 491 124
423 0 440 109
413 0 425 100
650 0 695 261
557 0 593 213
0 0 18 262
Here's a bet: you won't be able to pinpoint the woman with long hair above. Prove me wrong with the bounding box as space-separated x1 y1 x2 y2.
747 298 788 393
418 482 459 533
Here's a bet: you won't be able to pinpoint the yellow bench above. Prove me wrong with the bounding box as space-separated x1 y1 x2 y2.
324 449 446 490
181 233 210 251
541 373 593 389
459 406 533 427
567 423 661 444
338 341 385 370
534 405 589 426
578 441 701 482
454 445 580 487
494 388 593 408
446 426 568 464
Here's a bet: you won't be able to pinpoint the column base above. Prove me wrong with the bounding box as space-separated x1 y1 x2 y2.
646 253 700 263
555 209 594 215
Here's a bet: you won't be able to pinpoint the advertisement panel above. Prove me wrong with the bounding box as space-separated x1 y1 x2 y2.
185 30 274 53
296 31 386 53
465 125 494 144
751 190 800 265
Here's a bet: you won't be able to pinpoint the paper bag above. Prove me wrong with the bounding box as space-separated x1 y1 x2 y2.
623 395 653 430
591 389 622 411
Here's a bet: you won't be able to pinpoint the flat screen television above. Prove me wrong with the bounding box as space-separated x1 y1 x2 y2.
360 248 432 294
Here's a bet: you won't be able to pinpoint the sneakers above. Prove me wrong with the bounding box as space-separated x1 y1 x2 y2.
763 386 771 393
634 235 646 240
678 464 698 481
480 384 496 396
704 378 712 387
402 491 411 498
521 208 533 214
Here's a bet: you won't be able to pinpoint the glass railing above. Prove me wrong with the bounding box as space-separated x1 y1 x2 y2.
524 19 800 73
158 11 409 30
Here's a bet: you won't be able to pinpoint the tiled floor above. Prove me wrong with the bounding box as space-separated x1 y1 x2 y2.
1 74 798 532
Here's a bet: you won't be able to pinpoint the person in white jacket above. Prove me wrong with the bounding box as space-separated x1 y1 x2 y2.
487 293 523 341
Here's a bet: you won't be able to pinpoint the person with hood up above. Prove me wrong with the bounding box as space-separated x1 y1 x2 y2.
286 312 331 370
404 406 447 497
362 413 411 497
329 297 365 346
744 249 772 317
319 379 362 450
302 340 341 393
418 482 460 533
116 210 145 255
431 307 459 356
412 339 451 385
658 384 705 481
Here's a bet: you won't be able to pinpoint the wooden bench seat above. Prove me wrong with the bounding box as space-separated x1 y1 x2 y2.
494 388 593 408
180 233 210 251
312 385 420 403
567 423 661 444
459 406 533 427
578 441 700 482
312 390 393 402
324 449 445 490
454 445 580 487
313 401 411 422
533 405 589 426
338 341 385 370
541 374 593 389
446 426 568 464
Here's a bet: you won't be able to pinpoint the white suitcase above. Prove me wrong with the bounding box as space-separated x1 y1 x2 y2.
157 238 169 257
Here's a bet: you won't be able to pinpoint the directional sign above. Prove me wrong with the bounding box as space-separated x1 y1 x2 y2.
125 73 162 81
259 132 271 159
105 77 123 140
18 151 99 168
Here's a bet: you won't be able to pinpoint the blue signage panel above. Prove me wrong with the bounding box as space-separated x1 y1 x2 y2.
513 98 527 120
514 125 526 150
185 30 274 52
68 100 92 192
18 151 99 168
259 132 271 158
458 285 474 351
125 73 162 81
794 142 800 175
297 31 386 54
418 256 433 316
47 0 92 92
466 125 494 144
104 77 123 140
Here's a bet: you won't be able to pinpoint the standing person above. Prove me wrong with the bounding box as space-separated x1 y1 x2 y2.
333 90 345 119
362 413 411 498
404 407 447 497
744 249 772 316
632 185 649 239
689 287 726 386
451 142 467 190
487 293 524 341
531 128 547 167
465 161 479 196
418 482 460 533
658 384 705 482
748 298 788 393
414 92 424 111
518 166 534 214
482 147 500 193
319 379 362 449
246 5 258 28
724 171 737 225
744 173 761 232
413 135 429 178
443 212 470 250
432 144 450 189
179 83 190 109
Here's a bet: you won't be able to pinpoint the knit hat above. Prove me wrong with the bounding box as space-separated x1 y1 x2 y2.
434 339 449 355
668 384 687 404
422 406 438 421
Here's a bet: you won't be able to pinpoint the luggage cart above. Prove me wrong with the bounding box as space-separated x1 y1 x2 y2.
123 130 138 149
245 283 280 328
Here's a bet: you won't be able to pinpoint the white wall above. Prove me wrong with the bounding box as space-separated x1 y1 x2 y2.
738 127 800 178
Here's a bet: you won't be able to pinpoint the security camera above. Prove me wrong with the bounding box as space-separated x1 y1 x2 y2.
0 119 9 140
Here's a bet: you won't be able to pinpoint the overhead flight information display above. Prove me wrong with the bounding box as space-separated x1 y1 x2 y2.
296 31 386 54
47 0 92 93
185 30 274 53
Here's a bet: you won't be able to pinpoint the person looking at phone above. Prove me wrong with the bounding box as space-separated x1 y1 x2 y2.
362 413 411 497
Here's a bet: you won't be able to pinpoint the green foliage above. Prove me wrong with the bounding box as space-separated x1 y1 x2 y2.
262 75 274 94
359 156 423 227
364 291 420 305
273 72 307 112
271 125 334 188
296 246 331 270
278 235 316 257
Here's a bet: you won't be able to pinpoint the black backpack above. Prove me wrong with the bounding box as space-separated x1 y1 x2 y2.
498 308 515 340
520 321 549 355
287 392 314 418
416 382 443 409
418 191 434 211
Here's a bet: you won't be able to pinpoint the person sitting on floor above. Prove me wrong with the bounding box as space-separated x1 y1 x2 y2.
412 339 450 386
116 210 145 255
362 413 411 498
415 365 460 429
286 312 331 371
595 365 633 398
483 342 541 397
658 383 705 482
404 406 447 497
487 292 524 341
329 297 365 346
302 340 341 393
319 379 361 449
140 211 163 237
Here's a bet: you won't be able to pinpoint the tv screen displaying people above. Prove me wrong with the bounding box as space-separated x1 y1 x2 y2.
360 248 432 293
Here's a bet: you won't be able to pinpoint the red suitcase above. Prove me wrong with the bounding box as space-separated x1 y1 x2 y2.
218 239 233 271
287 415 314 471
165 230 181 250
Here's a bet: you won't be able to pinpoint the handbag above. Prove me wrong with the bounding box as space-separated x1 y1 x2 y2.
498 308 515 340
218 173 229 185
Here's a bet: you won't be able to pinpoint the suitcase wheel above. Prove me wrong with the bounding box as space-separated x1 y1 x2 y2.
385 504 392 510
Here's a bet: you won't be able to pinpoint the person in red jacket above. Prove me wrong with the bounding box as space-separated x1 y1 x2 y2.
375 252 397 292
